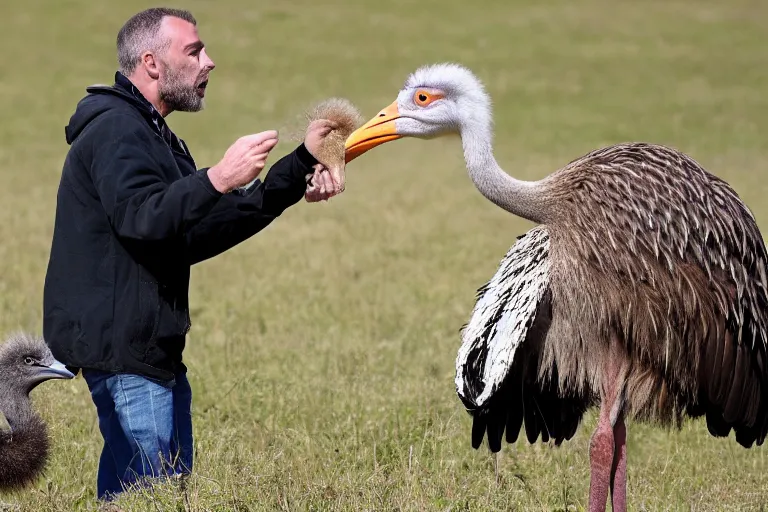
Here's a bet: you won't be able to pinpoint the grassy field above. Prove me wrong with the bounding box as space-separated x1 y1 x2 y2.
1 0 768 510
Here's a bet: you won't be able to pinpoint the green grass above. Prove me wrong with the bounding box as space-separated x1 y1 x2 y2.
1 0 768 510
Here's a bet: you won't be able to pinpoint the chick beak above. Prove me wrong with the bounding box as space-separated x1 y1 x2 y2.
344 101 402 163
38 359 75 380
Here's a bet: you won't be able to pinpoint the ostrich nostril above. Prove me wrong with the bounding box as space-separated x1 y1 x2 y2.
378 113 386 117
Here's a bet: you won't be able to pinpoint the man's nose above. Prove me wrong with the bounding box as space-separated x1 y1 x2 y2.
201 49 215 70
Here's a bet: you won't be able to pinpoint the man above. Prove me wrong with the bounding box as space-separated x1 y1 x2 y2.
42 7 340 500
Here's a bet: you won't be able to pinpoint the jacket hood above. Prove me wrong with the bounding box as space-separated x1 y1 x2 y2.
64 76 155 145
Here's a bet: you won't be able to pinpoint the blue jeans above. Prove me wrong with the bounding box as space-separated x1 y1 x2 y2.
82 369 193 500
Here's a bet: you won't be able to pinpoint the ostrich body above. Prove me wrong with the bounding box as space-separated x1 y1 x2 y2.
343 63 768 511
0 333 75 491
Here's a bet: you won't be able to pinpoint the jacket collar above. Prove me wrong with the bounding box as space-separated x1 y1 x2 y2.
85 72 190 156
114 72 161 119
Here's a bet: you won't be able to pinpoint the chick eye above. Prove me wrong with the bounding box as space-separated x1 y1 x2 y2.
23 357 34 365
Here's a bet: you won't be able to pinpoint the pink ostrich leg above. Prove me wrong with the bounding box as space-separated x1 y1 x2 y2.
588 339 627 512
610 411 627 511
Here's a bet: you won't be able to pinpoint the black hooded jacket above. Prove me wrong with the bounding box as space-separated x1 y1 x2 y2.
43 72 317 382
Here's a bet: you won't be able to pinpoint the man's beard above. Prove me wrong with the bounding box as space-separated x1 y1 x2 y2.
158 64 206 113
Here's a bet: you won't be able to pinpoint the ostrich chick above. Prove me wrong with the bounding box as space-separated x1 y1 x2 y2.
304 98 364 197
0 333 74 491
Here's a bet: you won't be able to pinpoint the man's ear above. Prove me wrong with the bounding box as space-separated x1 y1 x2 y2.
142 52 160 80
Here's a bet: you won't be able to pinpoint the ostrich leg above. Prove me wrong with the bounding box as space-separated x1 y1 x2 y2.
588 338 627 512
610 411 627 511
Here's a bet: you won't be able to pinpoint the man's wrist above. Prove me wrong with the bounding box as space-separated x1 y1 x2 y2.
296 143 319 169
207 165 231 194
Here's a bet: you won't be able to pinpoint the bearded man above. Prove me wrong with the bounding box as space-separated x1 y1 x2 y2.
42 7 340 500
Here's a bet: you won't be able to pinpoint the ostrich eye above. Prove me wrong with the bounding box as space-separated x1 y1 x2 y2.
413 90 444 107
23 356 34 365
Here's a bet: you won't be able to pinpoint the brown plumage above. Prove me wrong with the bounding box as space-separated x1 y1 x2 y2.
461 142 768 511
541 143 768 440
343 63 768 512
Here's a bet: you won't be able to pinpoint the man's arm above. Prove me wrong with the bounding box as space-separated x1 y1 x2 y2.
183 144 317 265
89 113 223 242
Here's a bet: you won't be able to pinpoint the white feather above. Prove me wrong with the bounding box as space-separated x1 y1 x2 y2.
455 226 550 409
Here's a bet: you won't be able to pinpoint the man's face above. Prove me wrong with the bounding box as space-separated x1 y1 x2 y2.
157 16 215 113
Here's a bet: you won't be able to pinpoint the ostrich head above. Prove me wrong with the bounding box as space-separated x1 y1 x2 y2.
0 333 74 397
344 63 493 162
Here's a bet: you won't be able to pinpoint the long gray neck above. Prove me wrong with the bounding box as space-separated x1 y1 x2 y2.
0 384 35 431
460 125 547 224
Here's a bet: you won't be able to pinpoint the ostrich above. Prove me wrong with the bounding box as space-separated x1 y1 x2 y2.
0 332 75 491
342 63 768 512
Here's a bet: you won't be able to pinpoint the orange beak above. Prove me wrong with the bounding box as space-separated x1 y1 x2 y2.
344 101 402 163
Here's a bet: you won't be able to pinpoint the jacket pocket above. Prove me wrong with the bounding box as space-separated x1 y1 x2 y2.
127 269 161 361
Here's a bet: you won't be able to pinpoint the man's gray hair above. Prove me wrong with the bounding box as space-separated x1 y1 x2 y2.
117 7 197 75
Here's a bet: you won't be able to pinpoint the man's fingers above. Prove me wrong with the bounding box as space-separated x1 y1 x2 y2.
305 168 322 197
304 167 344 203
251 152 272 163
256 138 279 152
322 170 335 194
242 130 279 147
244 139 278 159
325 169 342 195
326 165 342 189
305 182 321 202
254 130 279 143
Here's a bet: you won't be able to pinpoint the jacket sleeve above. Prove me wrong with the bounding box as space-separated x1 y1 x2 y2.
89 113 223 242
184 143 317 265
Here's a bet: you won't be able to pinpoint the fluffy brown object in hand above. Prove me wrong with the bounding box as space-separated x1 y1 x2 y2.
303 98 364 199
